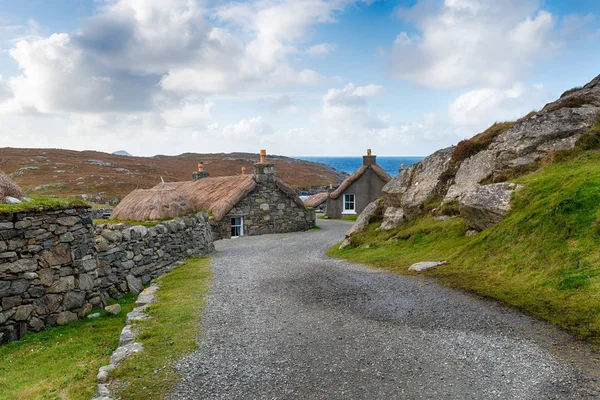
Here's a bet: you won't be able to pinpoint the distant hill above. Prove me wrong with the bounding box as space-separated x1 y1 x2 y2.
112 150 133 157
0 149 348 204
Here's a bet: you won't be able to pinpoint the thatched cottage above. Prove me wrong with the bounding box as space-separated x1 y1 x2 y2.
326 150 391 219
111 151 315 239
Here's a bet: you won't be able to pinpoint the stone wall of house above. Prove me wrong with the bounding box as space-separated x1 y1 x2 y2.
211 174 315 240
94 213 214 299
0 208 213 344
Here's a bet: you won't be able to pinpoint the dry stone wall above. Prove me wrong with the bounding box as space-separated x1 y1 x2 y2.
0 208 213 344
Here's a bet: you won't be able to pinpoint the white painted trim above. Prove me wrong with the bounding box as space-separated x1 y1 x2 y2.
341 211 357 215
343 193 356 213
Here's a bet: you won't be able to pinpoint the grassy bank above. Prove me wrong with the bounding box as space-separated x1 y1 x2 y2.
329 151 600 343
0 197 88 214
111 257 212 399
0 295 136 400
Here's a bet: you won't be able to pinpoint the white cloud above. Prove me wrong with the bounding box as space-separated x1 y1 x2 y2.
160 101 214 128
448 83 550 129
390 0 559 88
271 95 300 115
306 42 337 55
221 116 274 140
322 83 385 126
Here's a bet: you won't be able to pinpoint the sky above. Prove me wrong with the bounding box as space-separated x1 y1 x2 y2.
0 0 599 157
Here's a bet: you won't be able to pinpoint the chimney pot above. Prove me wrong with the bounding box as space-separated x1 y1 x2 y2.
242 166 247 175
259 149 267 163
367 149 372 156
198 162 204 172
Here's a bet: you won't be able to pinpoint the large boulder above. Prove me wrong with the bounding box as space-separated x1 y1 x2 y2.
378 207 405 231
401 147 453 219
459 183 522 231
339 200 380 250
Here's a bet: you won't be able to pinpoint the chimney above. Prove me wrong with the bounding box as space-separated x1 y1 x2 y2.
363 149 376 165
241 166 247 175
254 149 275 183
192 161 210 180
327 183 334 194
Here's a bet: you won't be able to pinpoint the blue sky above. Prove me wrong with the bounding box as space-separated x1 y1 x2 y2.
0 0 599 157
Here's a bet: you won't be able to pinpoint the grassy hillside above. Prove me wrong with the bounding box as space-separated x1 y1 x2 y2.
329 150 600 343
0 148 347 203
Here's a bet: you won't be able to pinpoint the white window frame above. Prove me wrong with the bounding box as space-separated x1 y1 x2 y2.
231 217 244 238
342 193 356 214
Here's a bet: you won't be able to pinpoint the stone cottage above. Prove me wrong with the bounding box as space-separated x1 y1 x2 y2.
303 192 328 212
111 150 315 239
326 150 391 219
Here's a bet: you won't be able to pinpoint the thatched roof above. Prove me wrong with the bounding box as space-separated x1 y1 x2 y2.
304 192 328 208
330 164 392 199
0 169 24 201
110 186 194 221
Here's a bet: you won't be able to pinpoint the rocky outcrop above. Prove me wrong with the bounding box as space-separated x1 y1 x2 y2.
460 183 523 231
339 200 380 249
345 73 600 239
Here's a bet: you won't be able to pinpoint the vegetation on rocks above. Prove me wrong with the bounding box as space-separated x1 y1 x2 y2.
330 150 600 344
0 294 136 400
110 257 212 399
0 197 88 214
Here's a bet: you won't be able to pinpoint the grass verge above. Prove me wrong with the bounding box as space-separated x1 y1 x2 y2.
93 218 163 227
111 257 212 399
329 151 600 344
319 214 359 221
0 294 136 400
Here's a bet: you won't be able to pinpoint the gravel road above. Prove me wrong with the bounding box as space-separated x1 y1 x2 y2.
169 219 600 399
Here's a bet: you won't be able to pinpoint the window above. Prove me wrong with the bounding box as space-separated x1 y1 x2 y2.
343 194 355 214
231 217 244 238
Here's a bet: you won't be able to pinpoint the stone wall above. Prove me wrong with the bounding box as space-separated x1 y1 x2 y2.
0 208 213 344
94 214 214 299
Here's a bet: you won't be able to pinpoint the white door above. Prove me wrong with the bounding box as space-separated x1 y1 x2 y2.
231 217 244 238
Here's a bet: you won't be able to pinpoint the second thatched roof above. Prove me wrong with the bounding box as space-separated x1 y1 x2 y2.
304 192 328 208
0 169 24 202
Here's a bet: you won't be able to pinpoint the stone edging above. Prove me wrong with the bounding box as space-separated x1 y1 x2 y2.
92 283 160 400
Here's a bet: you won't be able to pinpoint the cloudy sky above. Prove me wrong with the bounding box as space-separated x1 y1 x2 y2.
0 0 599 157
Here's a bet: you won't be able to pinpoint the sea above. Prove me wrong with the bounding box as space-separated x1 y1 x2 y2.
297 156 424 178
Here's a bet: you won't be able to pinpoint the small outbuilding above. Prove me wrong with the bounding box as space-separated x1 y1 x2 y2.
326 150 391 219
111 151 315 239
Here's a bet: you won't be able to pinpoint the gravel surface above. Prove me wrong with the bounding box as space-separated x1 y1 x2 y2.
169 219 600 399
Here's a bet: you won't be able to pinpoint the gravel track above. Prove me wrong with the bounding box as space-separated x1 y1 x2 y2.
169 219 600 399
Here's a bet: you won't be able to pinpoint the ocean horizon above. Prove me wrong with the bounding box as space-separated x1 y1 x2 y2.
297 156 424 178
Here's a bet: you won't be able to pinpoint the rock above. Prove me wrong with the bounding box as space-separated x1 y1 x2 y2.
4 196 21 204
87 312 102 319
78 274 95 291
57 311 78 325
126 274 143 294
444 150 495 202
29 317 45 332
408 261 447 272
460 183 522 231
101 229 121 243
10 280 30 295
13 304 34 321
0 251 17 259
381 166 414 209
38 268 55 286
105 304 121 315
339 200 380 250
119 325 137 346
135 284 159 307
14 220 31 229
0 258 37 274
56 216 80 227
0 281 10 297
48 276 75 293
33 294 63 315
64 291 86 310
2 296 22 309
109 342 143 365
97 364 116 383
39 244 73 267
126 307 150 323
59 232 75 243
378 207 405 231
95 237 110 252
401 147 454 220
466 230 479 237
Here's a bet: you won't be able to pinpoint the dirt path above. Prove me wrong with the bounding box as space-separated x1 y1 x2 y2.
169 219 600 399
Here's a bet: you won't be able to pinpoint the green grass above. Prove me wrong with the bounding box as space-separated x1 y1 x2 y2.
93 218 164 227
319 214 359 221
0 197 88 214
329 150 600 343
111 257 212 399
0 294 136 400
